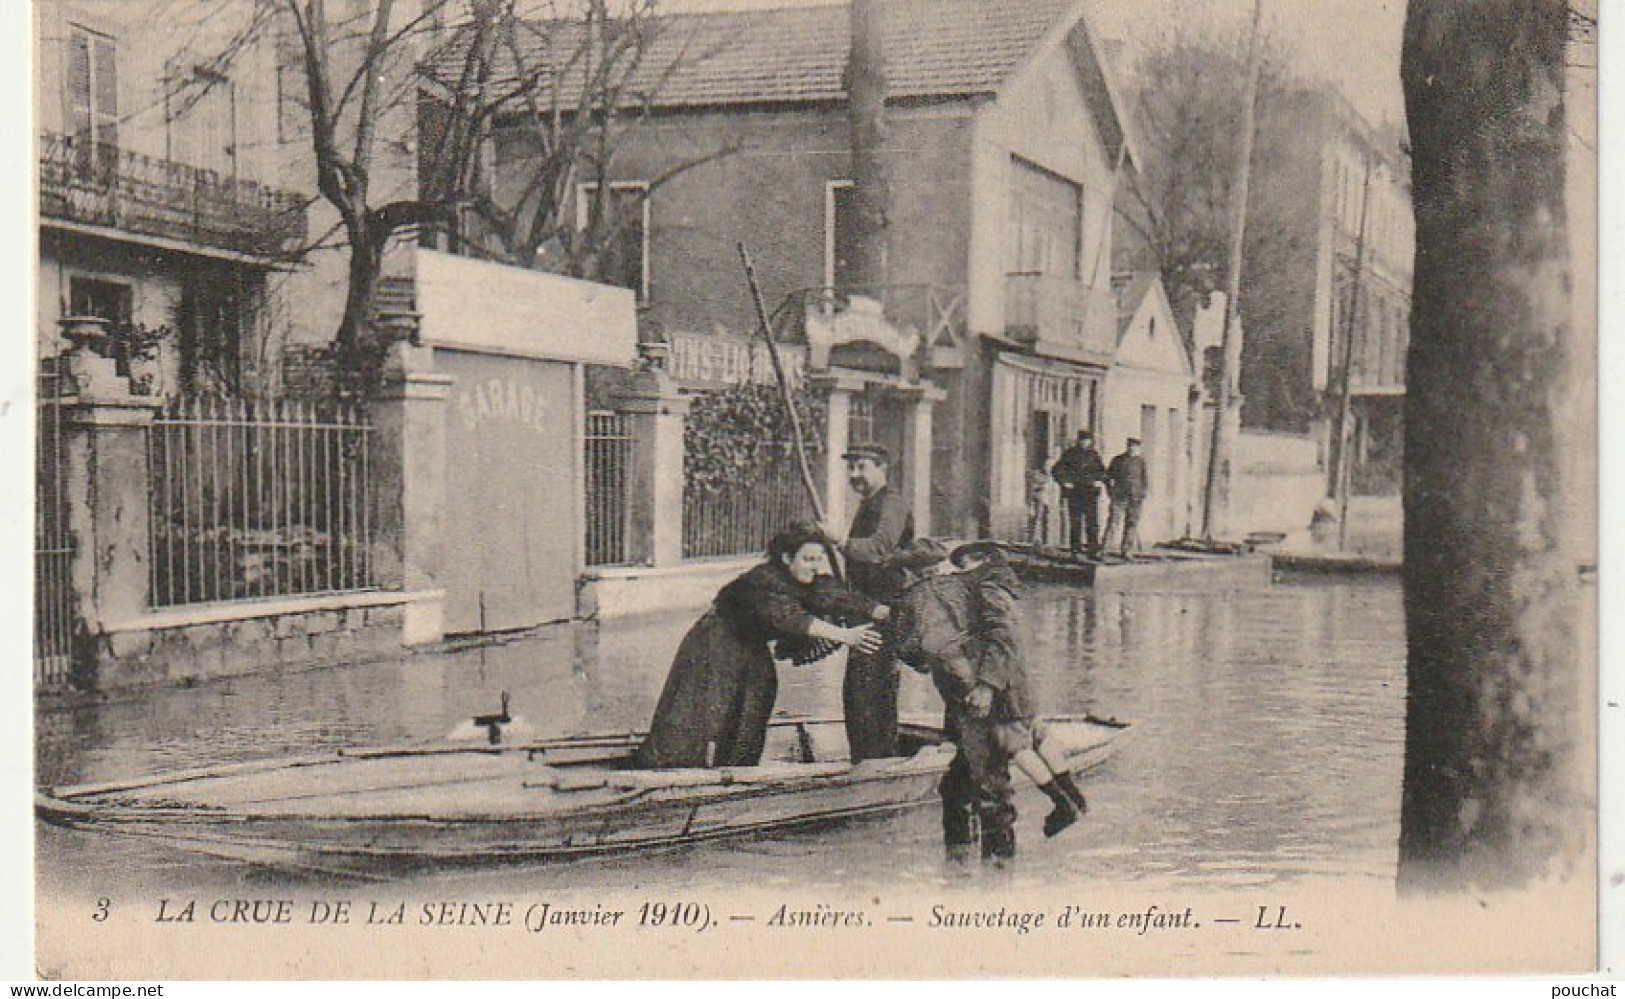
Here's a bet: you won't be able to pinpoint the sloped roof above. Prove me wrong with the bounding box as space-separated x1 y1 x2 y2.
1112 270 1160 342
428 0 1080 109
1111 270 1193 377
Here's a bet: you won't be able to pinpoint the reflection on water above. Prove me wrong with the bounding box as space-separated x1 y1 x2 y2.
36 576 1406 894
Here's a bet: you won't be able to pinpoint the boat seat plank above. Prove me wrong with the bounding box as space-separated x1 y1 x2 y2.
98 753 545 809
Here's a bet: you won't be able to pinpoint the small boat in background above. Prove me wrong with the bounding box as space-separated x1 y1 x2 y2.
34 714 1127 876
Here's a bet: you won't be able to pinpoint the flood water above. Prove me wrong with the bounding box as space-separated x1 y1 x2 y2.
36 573 1407 896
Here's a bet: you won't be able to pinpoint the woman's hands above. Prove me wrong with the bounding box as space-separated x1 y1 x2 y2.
807 617 883 654
840 623 884 655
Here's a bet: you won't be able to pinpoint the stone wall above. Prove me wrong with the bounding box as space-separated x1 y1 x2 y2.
88 597 416 692
1232 428 1327 542
44 330 448 697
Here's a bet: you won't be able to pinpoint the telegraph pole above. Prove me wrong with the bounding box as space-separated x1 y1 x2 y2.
1328 156 1373 549
1200 0 1265 540
846 0 890 288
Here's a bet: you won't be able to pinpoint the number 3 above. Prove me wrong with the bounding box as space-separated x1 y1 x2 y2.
91 897 110 922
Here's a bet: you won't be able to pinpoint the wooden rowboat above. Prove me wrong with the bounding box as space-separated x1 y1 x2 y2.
35 714 1127 875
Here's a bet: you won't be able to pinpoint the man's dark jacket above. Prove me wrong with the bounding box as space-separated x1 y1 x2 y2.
844 484 915 599
1107 451 1149 503
1051 442 1106 492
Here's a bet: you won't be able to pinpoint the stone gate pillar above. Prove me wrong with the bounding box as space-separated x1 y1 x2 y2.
819 382 853 531
58 317 164 687
897 385 944 536
617 369 691 567
370 335 453 645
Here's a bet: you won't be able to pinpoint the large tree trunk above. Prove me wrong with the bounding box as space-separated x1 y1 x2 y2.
332 219 387 404
1397 0 1592 890
845 0 889 288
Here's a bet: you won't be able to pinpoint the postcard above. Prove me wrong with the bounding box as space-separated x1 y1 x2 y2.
10 0 1608 982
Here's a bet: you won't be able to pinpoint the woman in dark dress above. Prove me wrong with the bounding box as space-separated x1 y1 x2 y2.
633 525 886 769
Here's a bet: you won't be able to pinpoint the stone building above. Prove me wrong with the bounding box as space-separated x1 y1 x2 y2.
444 0 1142 540
1101 272 1198 545
1240 85 1413 493
32 1 634 692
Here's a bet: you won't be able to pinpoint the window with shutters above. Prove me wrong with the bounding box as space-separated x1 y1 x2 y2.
176 272 248 393
167 66 237 177
69 276 132 327
275 22 308 144
576 182 650 301
68 277 134 374
64 25 118 176
1007 157 1082 279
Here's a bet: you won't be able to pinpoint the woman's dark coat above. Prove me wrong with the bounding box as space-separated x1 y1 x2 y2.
633 562 876 769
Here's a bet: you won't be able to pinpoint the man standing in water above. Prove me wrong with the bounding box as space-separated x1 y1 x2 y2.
894 540 1089 864
832 442 914 761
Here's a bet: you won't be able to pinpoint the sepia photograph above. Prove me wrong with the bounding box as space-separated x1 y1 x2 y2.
8 0 1607 981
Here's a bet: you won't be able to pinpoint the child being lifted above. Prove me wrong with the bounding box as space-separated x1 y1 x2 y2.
890 539 1089 861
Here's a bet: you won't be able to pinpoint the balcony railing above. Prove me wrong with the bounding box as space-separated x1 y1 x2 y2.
39 132 309 259
1004 273 1117 365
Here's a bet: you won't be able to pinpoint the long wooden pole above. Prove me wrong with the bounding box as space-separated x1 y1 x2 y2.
1200 0 1265 540
739 243 828 527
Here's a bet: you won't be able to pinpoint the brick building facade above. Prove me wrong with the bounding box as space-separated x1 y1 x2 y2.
452 0 1144 538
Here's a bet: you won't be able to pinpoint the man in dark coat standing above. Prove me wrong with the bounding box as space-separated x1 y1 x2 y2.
1049 430 1107 556
1105 438 1150 557
836 442 914 761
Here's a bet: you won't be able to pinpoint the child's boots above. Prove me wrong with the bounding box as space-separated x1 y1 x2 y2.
1039 772 1089 838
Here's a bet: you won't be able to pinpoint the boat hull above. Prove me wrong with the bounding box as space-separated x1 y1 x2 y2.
37 715 1125 874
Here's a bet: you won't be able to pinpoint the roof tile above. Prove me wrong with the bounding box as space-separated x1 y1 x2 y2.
432 0 1079 108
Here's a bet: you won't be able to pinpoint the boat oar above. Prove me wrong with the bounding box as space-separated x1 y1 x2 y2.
738 242 846 585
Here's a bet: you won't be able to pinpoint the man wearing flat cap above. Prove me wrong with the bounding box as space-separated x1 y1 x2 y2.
1105 437 1149 558
835 441 914 761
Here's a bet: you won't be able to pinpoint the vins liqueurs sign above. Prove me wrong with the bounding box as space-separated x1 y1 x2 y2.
668 331 808 387
454 375 558 435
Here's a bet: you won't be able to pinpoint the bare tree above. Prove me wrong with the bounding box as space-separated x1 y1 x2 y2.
189 0 733 398
279 0 453 401
1125 28 1329 430
421 0 741 281
1125 28 1287 330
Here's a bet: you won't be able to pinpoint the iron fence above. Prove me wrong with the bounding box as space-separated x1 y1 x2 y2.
683 444 817 559
584 411 635 566
35 364 73 689
148 395 374 607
